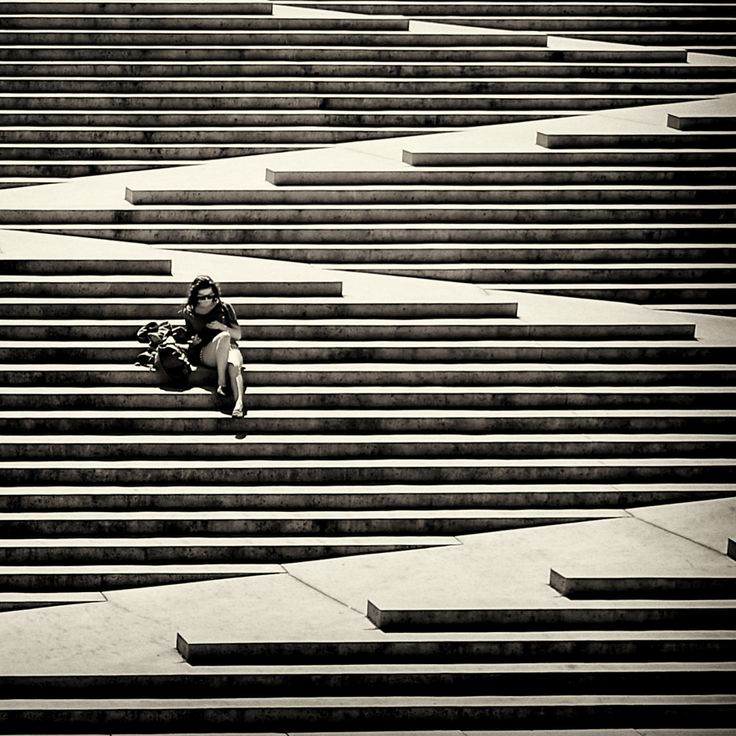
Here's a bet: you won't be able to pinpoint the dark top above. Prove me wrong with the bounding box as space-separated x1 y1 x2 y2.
182 300 239 365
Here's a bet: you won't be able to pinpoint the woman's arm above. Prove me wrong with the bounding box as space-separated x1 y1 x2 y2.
206 302 242 341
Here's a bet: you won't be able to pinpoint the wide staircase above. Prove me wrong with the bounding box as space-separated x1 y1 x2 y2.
287 0 736 55
0 247 735 729
1 0 735 189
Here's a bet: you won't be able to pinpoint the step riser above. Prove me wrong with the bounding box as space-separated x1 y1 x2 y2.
369 606 736 632
0 669 733 698
488 286 736 303
0 18 410 30
0 259 171 275
0 543 437 566
265 170 736 187
0 282 342 297
540 134 736 149
0 569 265 592
178 637 736 665
1 346 731 363
0 416 732 435
0 488 728 512
405 152 736 167
3 392 732 411
2 80 731 96
344 266 736 284
0 325 695 341
119 245 736 264
0 2 273 11
0 96 701 112
0 47 691 62
0 516 594 537
0 33 544 47
0 465 733 485
5 207 736 225
4 440 735 461
0 302 517 319
1 368 732 388
28 225 736 244
0 701 733 732
124 189 736 206
0 62 729 78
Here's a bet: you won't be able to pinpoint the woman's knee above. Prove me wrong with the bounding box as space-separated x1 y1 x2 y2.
212 332 230 350
227 346 243 367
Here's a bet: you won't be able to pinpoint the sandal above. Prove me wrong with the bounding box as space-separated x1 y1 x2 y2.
231 405 244 418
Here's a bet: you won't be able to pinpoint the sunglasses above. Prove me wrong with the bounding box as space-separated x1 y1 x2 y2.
195 292 216 302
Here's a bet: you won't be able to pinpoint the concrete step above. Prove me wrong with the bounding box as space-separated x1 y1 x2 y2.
669 113 736 131
0 563 282 591
0 482 730 511
125 185 736 206
0 46 691 62
0 319 696 341
2 362 733 388
10 204 736 225
1 340 730 365
0 535 458 566
0 110 620 130
0 297 515 319
0 15 410 30
657 304 736 317
549 568 736 599
0 591 105 612
0 509 619 537
19 223 736 245
403 150 736 167
493 30 736 46
0 410 731 436
157 243 736 265
366 599 736 631
0 257 171 275
0 1 273 11
538 131 736 149
4 78 731 97
0 277 342 297
2 433 734 461
0 93 702 112
0 60 729 78
0 457 734 486
314 263 736 284
416 16 736 32
0 30 545 46
2 385 734 411
0 176 65 188
0 160 189 177
0 142 392 160
265 166 736 187
176 630 736 665
0 694 734 731
278 1 736 18
478 284 736 305
2 662 736 697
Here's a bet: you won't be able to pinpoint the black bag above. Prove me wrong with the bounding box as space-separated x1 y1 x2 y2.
156 342 192 386
135 321 192 386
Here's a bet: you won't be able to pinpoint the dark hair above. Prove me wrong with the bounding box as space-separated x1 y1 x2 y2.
185 274 222 310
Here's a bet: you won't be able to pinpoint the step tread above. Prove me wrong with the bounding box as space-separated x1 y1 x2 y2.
0 563 283 572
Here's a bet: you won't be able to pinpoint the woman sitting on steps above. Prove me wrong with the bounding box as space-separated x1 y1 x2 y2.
181 274 245 418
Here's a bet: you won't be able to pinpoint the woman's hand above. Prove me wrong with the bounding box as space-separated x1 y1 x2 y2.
189 334 202 345
206 320 228 330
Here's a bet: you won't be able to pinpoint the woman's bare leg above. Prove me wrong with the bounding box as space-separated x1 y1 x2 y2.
228 346 245 416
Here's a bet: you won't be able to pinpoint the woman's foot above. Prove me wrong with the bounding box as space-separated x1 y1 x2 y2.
231 403 244 418
216 385 228 398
